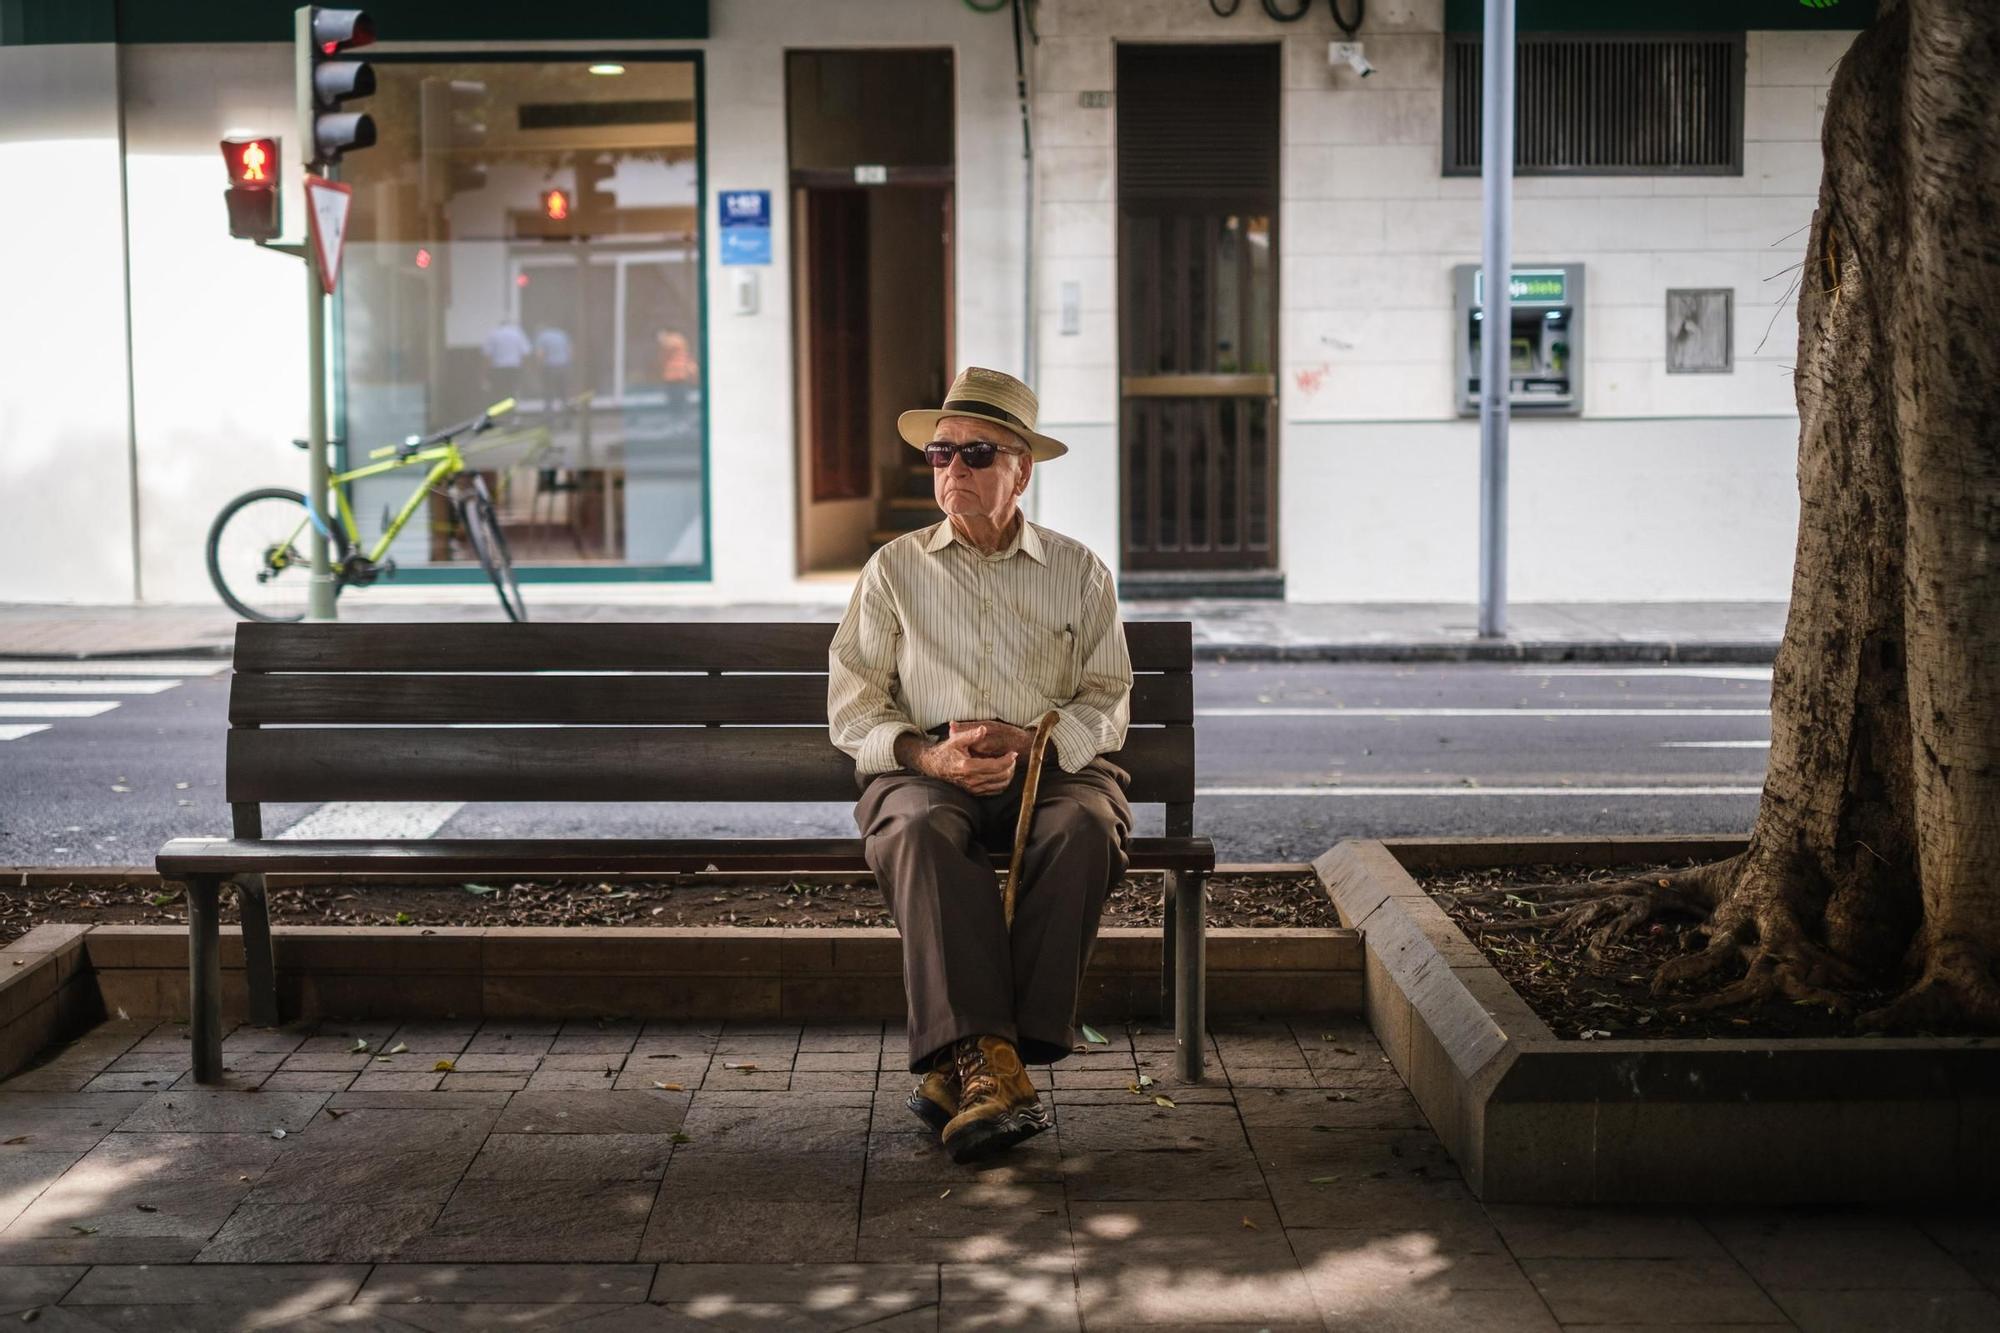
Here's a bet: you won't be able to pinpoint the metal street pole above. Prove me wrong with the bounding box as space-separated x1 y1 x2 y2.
1478 0 1514 639
297 4 337 621
304 239 336 621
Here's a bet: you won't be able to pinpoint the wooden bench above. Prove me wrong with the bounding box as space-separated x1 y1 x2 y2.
157 622 1217 1085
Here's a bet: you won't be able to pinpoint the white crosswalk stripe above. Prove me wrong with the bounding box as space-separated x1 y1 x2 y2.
278 802 464 840
0 658 214 741
0 701 122 718
0 659 225 676
0 679 182 695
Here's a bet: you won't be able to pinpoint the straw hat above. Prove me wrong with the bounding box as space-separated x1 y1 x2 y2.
897 367 1069 462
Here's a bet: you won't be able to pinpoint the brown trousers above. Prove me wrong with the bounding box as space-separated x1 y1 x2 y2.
856 756 1133 1071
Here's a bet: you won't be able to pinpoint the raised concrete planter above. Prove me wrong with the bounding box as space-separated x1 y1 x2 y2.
1315 835 1999 1205
6 924 1357 1063
0 925 104 1073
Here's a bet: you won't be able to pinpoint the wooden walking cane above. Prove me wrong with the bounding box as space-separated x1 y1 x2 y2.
1002 710 1063 928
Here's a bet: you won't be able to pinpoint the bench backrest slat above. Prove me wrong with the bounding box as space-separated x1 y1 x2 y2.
229 671 1194 727
233 621 1197 674
227 724 1195 805
227 621 1197 812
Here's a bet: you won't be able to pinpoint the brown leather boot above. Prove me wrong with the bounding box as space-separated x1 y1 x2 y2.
940 1035 1050 1163
907 1046 958 1134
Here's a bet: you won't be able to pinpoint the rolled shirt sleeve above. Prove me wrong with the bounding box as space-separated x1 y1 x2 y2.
1047 556 1132 773
828 560 922 775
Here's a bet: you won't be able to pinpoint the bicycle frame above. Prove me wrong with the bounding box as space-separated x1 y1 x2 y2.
333 443 465 566
274 419 550 578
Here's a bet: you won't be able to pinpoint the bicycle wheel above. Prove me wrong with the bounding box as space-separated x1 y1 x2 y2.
206 487 328 622
458 476 528 622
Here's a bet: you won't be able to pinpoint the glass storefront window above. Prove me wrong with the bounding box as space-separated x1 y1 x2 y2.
338 57 705 574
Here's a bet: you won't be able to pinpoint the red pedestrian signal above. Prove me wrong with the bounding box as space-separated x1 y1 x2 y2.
542 189 570 221
220 135 282 241
223 136 280 187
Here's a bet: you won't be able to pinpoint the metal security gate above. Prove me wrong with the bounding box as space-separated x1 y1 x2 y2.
1117 44 1279 576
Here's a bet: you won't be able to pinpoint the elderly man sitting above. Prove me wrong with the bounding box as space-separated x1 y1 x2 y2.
828 367 1134 1164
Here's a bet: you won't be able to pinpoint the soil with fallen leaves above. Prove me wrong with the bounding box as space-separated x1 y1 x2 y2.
1422 862 1904 1041
0 871 1338 943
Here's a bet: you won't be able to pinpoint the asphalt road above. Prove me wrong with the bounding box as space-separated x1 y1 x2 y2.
0 659 1769 868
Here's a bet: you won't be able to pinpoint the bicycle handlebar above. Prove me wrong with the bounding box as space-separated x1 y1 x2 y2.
368 399 520 461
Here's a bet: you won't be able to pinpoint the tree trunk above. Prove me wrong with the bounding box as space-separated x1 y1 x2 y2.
1567 0 2000 1027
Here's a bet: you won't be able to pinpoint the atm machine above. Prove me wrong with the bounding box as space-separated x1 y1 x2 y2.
1452 263 1584 417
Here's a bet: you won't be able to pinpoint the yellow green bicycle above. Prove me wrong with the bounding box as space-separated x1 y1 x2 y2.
205 398 536 623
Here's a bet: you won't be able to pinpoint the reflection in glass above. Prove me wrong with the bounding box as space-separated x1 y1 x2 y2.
339 59 704 570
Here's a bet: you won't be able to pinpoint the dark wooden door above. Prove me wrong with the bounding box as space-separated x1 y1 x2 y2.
802 188 871 502
1117 45 1280 573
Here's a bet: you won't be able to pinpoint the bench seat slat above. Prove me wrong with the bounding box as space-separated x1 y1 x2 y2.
159 835 1218 876
233 621 1199 675
229 671 1194 726
226 726 1195 805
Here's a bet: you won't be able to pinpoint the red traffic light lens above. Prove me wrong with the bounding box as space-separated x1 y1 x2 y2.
311 9 375 54
542 189 571 221
221 136 280 187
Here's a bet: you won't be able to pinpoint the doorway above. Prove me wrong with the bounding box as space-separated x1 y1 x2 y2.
1117 44 1281 590
788 49 955 575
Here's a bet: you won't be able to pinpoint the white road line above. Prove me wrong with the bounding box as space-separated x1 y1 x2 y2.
0 724 51 741
1194 707 1771 718
1196 784 1764 797
0 679 181 695
0 701 121 719
1511 666 1774 681
1660 740 1771 748
0 659 226 676
278 801 464 840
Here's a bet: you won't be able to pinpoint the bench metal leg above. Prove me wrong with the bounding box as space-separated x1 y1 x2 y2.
186 877 224 1084
235 877 278 1028
1160 872 1179 1021
1173 869 1207 1082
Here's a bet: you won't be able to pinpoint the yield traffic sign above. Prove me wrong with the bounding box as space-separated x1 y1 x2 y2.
304 175 354 293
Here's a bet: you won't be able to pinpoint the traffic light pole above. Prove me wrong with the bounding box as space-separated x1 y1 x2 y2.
303 232 336 622
297 4 337 622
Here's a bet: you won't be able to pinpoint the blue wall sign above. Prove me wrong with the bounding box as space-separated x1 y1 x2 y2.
718 190 771 266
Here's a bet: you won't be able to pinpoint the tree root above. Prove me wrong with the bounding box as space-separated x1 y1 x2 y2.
1860 941 2000 1032
1552 856 1737 962
1548 853 1873 1013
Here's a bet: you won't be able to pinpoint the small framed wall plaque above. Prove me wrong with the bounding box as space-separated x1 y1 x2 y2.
1666 288 1733 373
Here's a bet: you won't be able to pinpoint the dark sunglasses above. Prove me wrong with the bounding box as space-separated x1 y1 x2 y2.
924 441 1020 470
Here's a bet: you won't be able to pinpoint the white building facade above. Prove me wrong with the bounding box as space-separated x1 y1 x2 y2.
0 0 1864 610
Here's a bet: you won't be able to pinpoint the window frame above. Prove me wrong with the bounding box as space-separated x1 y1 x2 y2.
331 48 712 586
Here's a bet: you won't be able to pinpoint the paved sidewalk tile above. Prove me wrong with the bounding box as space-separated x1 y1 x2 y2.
0 1015 1976 1332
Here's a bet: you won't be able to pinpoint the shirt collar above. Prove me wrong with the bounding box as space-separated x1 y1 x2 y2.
923 516 1047 565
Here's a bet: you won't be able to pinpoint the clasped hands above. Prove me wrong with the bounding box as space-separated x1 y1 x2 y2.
915 718 1039 796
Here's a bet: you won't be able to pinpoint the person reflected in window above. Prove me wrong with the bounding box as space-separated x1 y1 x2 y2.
482 318 532 406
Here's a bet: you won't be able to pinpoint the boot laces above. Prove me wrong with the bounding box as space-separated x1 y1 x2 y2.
955 1039 1000 1105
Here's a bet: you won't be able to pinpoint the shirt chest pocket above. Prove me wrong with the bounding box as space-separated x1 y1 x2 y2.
1014 617 1078 701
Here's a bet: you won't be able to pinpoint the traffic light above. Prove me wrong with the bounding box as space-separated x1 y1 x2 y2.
541 189 571 221
220 136 282 240
299 6 376 168
419 77 488 206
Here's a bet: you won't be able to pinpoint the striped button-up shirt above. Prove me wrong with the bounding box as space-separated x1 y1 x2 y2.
828 517 1132 776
